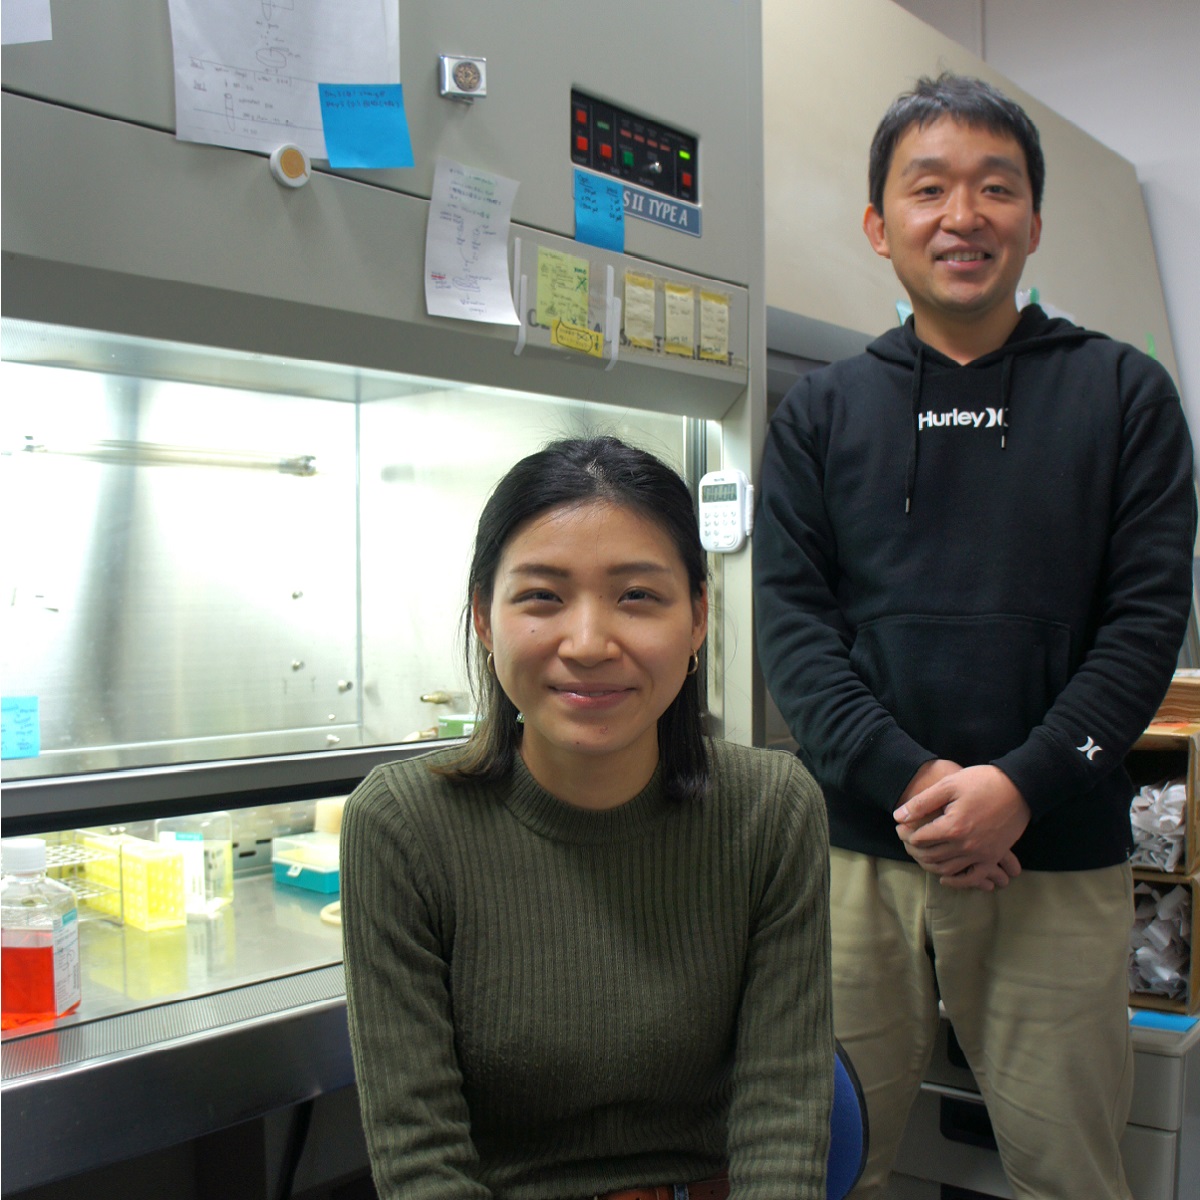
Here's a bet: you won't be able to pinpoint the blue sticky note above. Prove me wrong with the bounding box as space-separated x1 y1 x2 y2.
2 696 41 760
574 169 625 253
318 83 415 169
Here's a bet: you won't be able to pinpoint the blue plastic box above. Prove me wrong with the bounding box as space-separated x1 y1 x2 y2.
272 832 340 894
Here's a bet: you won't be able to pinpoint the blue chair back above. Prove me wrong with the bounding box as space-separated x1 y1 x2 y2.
827 1039 868 1200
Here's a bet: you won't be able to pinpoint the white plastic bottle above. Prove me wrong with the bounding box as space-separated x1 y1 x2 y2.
1 838 82 1029
154 811 234 919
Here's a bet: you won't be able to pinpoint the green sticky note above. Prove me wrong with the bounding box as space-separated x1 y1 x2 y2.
536 246 590 330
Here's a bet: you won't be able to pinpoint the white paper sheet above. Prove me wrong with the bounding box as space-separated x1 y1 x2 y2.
424 158 520 326
167 0 398 158
2 0 52 45
1130 880 1192 1001
1131 778 1188 872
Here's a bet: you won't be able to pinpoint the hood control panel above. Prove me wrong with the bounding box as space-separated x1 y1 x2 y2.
570 89 698 205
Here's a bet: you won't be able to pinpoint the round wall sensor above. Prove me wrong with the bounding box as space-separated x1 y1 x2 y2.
269 144 312 188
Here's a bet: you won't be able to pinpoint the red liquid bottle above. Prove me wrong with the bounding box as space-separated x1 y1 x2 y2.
1 839 81 1030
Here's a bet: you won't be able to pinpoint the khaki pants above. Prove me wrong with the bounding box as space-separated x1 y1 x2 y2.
830 847 1135 1200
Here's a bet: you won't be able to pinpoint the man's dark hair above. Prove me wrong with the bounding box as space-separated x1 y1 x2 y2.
436 435 710 802
868 72 1045 215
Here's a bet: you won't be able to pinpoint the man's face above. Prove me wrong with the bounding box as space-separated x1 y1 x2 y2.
863 115 1041 339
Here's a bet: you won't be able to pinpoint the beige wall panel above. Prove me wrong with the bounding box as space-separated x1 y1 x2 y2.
764 0 1178 379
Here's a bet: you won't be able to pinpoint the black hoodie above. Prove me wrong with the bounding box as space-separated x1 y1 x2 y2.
755 305 1196 870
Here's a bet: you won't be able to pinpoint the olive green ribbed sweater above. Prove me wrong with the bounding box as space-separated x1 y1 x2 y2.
342 738 831 1200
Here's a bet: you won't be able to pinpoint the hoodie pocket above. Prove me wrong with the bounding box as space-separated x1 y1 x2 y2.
849 613 1072 765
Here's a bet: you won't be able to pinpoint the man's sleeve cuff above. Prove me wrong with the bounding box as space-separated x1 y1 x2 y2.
845 723 937 812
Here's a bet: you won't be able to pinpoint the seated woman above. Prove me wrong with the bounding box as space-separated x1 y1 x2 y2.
341 435 832 1200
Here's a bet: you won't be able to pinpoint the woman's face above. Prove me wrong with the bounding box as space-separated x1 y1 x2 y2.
473 500 707 806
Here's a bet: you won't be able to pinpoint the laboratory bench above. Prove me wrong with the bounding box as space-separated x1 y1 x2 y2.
6 866 1199 1199
1 870 372 1200
4 817 1199 1199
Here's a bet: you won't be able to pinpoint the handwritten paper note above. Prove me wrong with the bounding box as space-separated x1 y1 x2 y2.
167 0 399 158
573 170 625 254
664 283 696 357
318 83 413 168
536 248 590 331
551 320 604 358
424 158 520 325
624 273 656 349
699 291 730 362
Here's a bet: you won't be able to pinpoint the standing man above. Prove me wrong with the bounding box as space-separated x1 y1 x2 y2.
754 73 1196 1199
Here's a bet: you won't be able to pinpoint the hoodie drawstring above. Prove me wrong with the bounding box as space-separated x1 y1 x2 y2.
999 354 1013 450
905 345 925 514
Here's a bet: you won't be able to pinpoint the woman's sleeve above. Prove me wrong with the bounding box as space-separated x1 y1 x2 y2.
341 770 489 1200
726 758 833 1200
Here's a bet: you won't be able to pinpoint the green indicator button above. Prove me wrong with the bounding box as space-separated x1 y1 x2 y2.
622 150 635 166
679 150 691 161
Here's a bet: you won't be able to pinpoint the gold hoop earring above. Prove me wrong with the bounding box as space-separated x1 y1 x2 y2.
687 651 700 676
486 651 495 676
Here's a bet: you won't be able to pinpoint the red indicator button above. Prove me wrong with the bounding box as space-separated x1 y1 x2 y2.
600 143 613 159
576 135 588 153
682 172 693 188
576 108 587 124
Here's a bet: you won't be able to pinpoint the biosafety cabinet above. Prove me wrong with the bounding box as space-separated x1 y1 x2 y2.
0 4 766 1194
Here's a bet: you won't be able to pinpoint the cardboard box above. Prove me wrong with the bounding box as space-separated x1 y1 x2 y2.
1152 669 1200 725
1127 723 1200 875
1129 869 1198 1015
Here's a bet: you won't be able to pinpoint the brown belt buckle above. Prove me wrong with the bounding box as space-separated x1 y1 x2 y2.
592 1187 690 1200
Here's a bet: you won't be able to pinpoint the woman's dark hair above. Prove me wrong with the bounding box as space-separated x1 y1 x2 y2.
868 72 1045 216
435 435 710 801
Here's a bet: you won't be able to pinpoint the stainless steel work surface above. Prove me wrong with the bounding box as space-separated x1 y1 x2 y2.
7 871 342 1029
1 873 350 1194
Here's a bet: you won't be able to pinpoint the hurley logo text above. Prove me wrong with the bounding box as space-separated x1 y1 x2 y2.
918 407 1006 431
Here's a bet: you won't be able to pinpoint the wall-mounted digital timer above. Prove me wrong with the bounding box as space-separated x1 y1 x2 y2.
698 469 753 553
